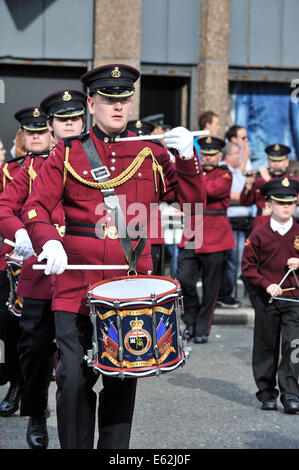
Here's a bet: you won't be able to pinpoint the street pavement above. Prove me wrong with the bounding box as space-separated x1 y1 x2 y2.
1 301 299 452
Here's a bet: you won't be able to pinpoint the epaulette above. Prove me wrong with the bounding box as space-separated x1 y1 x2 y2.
149 138 165 149
219 164 229 170
63 131 89 148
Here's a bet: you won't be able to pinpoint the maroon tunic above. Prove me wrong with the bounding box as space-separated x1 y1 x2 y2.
242 219 299 295
0 155 65 299
180 165 235 253
22 127 206 315
0 160 23 270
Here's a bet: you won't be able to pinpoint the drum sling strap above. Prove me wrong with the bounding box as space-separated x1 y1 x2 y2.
81 134 147 273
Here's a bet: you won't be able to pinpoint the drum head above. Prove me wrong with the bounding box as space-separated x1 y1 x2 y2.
89 275 179 303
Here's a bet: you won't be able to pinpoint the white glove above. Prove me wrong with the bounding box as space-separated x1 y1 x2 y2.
163 126 194 159
38 240 68 275
14 228 35 260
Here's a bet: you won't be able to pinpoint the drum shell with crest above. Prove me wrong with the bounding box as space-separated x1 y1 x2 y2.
87 275 187 378
5 252 23 317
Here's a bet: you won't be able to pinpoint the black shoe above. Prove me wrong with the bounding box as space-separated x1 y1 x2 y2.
216 297 240 309
281 394 299 414
26 415 49 449
182 326 194 342
0 383 21 417
193 335 208 344
261 399 277 410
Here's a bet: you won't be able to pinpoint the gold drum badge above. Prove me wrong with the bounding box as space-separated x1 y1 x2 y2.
62 91 72 101
32 108 40 117
111 67 121 78
124 318 151 355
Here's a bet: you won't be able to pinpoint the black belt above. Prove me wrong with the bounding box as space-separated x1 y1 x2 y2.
203 208 227 216
66 221 141 241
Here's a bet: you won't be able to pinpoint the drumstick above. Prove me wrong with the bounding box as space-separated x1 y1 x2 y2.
281 287 296 292
32 264 129 270
115 129 210 143
269 268 294 303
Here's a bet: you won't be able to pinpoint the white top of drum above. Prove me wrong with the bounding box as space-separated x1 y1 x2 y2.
91 277 177 301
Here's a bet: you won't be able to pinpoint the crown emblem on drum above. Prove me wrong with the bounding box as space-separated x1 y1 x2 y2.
282 178 290 187
111 66 121 78
206 136 212 144
62 91 72 101
32 108 40 117
130 317 144 330
274 144 280 151
136 120 142 128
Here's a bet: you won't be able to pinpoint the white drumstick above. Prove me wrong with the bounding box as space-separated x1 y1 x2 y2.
269 268 294 303
32 264 129 270
4 239 15 248
115 129 210 143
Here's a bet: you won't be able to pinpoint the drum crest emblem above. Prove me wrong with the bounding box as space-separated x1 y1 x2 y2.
125 317 151 355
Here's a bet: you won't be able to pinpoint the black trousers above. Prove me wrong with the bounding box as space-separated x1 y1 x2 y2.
176 248 225 337
54 311 137 449
0 270 22 385
253 292 299 402
18 297 56 416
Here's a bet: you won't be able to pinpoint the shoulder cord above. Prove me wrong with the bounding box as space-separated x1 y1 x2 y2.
63 145 166 193
2 163 13 190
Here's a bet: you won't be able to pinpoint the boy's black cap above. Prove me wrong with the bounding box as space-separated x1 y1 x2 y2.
14 107 48 131
127 119 155 136
40 89 87 118
265 143 291 161
197 136 225 155
80 64 140 98
261 177 299 202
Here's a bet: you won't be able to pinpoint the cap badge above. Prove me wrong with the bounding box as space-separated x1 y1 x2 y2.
32 108 40 118
274 144 280 151
136 120 142 128
206 136 212 144
282 178 290 187
62 91 72 101
111 66 121 78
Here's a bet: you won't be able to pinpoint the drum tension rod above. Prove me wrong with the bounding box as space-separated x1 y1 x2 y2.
151 294 160 367
114 300 124 367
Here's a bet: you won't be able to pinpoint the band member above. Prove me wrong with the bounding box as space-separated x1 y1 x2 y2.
240 144 293 228
177 136 235 344
0 141 26 415
242 178 299 413
127 119 165 274
21 63 206 449
0 92 86 449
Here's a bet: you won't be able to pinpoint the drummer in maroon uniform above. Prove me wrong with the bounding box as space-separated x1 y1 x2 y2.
240 144 293 228
21 63 206 449
242 177 299 413
177 136 235 344
0 92 86 449
0 135 26 417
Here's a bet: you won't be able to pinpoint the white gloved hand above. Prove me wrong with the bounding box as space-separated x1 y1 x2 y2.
38 240 68 275
163 126 194 159
14 228 35 260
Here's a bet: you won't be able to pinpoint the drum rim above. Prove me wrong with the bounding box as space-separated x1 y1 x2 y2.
88 274 180 303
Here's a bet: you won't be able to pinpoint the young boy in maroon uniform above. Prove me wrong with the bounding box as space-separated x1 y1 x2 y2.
242 177 299 413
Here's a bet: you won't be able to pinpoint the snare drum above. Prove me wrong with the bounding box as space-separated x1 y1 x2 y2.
86 275 187 378
5 252 23 317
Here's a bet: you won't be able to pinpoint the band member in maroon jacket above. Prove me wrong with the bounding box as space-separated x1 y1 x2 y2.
0 94 86 449
242 177 299 413
240 144 292 228
21 64 206 450
177 136 235 344
0 154 25 415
